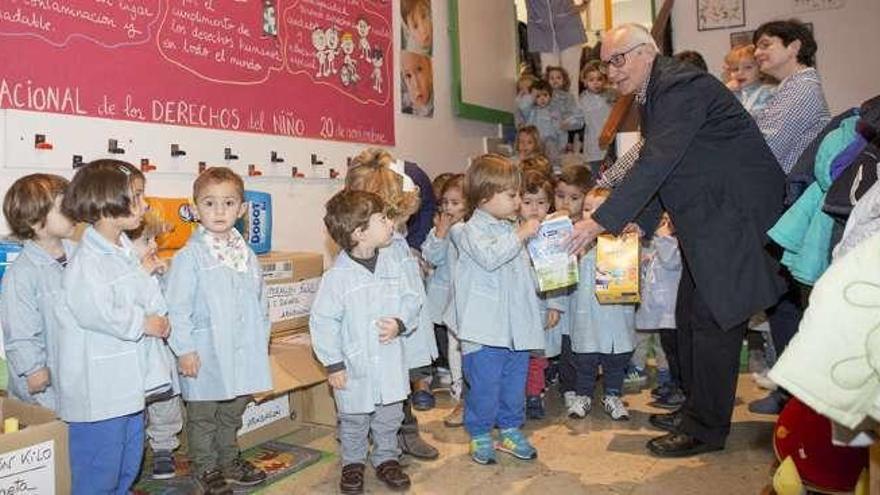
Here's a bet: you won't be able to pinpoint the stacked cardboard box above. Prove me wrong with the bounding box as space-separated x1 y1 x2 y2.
0 397 70 494
258 252 323 336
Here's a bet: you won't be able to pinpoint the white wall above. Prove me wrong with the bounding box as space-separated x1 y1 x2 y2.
671 0 880 113
0 1 497 259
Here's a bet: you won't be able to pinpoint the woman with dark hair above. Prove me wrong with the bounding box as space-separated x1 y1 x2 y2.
753 19 830 175
749 19 830 415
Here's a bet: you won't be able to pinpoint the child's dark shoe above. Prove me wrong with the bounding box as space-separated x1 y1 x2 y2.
222 457 266 487
340 463 365 494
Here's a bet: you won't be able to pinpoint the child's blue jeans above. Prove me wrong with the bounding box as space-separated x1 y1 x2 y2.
69 411 144 495
463 346 529 437
574 351 634 397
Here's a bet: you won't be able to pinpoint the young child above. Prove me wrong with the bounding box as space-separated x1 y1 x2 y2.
311 189 415 495
431 172 456 202
1 174 75 411
345 148 439 460
635 212 685 409
515 73 538 127
165 167 271 494
519 169 562 419
401 0 432 55
578 61 615 176
545 66 585 153
127 212 185 480
53 160 169 494
727 44 775 118
568 187 636 420
421 175 467 427
454 153 543 465
517 80 565 170
551 164 591 411
520 155 553 178
515 125 546 163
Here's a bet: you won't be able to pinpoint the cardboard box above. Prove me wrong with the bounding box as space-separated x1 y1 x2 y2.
239 335 335 449
595 233 641 304
259 252 323 334
0 397 70 494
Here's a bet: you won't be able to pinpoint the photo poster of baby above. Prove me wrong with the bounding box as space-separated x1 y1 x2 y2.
400 0 434 117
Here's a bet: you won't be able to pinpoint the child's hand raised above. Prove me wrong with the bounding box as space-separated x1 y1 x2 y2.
517 218 541 241
328 370 347 390
434 212 455 239
26 367 50 394
377 317 401 343
178 352 201 378
143 254 169 276
144 315 170 338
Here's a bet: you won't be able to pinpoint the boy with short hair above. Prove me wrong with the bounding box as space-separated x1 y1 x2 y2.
311 189 417 494
1 173 76 410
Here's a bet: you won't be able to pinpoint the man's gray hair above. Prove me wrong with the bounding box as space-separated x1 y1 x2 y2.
608 23 658 52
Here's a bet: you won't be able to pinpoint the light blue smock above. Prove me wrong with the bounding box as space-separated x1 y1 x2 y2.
389 233 437 369
635 235 682 330
1 239 76 410
165 229 271 401
310 249 417 414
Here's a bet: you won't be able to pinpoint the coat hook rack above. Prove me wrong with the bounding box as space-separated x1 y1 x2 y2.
171 144 187 157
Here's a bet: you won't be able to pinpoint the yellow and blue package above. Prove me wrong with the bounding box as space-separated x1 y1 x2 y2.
236 190 272 255
145 197 198 250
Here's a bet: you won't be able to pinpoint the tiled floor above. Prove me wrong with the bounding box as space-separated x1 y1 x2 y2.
261 375 778 494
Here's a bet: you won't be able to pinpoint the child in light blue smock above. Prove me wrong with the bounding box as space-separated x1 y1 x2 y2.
344 149 438 460
166 167 270 492
518 79 567 171
454 154 544 465
1 174 75 412
568 187 636 421
421 174 467 426
728 44 775 118
518 169 563 420
311 190 416 493
53 160 171 495
546 66 585 154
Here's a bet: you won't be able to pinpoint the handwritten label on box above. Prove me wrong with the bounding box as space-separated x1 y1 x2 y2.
266 278 320 323
238 395 290 436
0 439 56 495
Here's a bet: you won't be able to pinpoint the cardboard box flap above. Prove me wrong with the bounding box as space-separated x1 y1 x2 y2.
259 251 323 282
257 336 327 401
2 398 58 426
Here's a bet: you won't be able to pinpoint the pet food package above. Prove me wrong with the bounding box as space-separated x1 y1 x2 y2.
236 190 272 255
527 217 579 292
595 232 640 304
145 197 198 250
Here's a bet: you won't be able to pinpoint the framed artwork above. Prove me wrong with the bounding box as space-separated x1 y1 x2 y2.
697 0 746 32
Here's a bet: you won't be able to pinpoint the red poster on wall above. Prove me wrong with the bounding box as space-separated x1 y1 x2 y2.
0 0 394 145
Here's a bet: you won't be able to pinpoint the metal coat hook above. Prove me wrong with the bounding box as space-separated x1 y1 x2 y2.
140 158 157 173
247 164 262 177
224 147 239 161
34 134 53 150
108 139 125 154
171 144 187 157
198 161 208 173
72 155 84 169
270 151 285 163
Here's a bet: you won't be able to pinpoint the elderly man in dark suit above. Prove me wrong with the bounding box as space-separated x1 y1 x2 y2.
569 24 786 457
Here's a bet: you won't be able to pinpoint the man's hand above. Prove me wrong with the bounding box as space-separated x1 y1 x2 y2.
178 352 201 378
26 367 50 394
568 216 605 255
328 370 347 390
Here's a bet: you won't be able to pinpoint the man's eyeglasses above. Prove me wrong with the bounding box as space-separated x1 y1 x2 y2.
602 43 646 68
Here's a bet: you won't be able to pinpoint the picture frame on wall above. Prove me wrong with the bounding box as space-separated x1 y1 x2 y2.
697 0 746 32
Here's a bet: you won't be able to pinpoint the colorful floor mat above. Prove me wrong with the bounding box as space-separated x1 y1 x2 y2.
133 440 327 494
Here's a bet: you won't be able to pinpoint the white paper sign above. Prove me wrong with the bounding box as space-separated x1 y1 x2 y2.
237 395 290 436
0 439 56 495
266 277 320 323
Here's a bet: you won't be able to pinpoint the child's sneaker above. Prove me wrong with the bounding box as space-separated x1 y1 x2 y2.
222 457 266 486
603 395 630 421
470 433 497 465
563 391 577 409
151 450 176 480
496 428 538 460
525 395 545 420
198 468 233 495
567 395 591 419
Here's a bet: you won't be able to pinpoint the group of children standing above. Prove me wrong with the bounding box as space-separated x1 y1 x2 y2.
1 162 270 494
310 143 685 493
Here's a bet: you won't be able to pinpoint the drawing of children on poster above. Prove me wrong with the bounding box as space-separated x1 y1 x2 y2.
340 32 360 86
357 18 372 59
324 26 340 76
312 28 327 78
400 51 433 117
401 0 432 55
370 48 384 93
